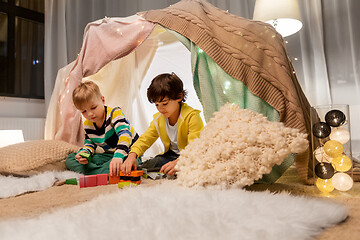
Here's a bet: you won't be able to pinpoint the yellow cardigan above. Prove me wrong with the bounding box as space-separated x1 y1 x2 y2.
130 103 204 157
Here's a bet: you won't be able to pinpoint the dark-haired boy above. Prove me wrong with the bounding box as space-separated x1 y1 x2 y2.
122 73 204 176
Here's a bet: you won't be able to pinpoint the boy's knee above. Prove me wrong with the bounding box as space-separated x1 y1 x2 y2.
65 153 78 170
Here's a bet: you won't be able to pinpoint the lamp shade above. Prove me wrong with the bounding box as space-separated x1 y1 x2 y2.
253 0 302 37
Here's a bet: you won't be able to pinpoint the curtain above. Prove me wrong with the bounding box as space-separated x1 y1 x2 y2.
287 0 360 146
45 0 360 148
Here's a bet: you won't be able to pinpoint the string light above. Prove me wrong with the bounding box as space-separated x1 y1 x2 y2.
332 173 353 191
329 127 350 144
315 178 334 193
312 107 353 193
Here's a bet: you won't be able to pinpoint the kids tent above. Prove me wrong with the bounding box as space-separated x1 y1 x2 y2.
45 0 312 183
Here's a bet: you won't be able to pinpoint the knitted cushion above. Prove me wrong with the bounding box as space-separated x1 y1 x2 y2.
0 140 79 176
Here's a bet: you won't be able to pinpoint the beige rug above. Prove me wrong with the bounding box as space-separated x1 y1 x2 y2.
0 166 359 239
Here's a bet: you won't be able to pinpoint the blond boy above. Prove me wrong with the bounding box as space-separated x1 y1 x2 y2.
66 81 139 176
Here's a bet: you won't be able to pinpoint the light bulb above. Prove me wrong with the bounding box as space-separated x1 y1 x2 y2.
314 147 324 162
323 140 343 158
332 173 353 191
314 147 332 162
315 178 334 193
332 154 352 172
329 128 350 144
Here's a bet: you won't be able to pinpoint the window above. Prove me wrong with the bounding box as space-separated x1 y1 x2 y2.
0 0 44 99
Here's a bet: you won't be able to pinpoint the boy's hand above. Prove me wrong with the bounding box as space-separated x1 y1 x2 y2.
75 151 89 164
121 152 137 175
110 157 123 176
160 159 179 176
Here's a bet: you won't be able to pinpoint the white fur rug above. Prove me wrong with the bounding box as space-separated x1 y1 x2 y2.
0 171 81 198
0 181 348 240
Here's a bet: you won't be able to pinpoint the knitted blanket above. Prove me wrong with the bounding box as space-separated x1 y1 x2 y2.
141 0 312 183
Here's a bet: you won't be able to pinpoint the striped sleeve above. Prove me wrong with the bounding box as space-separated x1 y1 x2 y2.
111 108 133 160
78 120 97 156
82 134 97 155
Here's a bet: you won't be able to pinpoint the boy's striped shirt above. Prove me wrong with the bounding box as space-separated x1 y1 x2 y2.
80 106 139 160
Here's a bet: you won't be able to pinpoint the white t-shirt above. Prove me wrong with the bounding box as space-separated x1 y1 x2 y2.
165 118 180 154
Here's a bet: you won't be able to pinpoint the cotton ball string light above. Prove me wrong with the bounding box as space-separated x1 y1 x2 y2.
331 154 352 172
175 103 309 189
325 109 346 127
314 146 331 163
312 122 331 138
314 147 324 162
315 178 334 193
323 140 343 158
314 162 334 179
329 128 350 144
311 106 353 193
331 173 353 191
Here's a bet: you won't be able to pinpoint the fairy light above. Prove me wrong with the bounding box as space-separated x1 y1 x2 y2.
312 107 353 193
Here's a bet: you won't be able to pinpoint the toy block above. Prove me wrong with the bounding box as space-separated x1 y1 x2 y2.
146 172 165 180
118 181 138 189
97 174 108 185
79 175 86 188
108 171 143 185
65 178 78 185
85 175 97 187
119 170 143 177
119 179 142 184
119 170 143 185
80 151 92 162
80 175 97 188
108 174 121 184
131 180 141 185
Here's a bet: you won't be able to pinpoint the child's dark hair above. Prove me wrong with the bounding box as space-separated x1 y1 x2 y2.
147 73 188 103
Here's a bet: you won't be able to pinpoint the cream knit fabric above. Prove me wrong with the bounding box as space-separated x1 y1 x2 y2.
0 140 79 176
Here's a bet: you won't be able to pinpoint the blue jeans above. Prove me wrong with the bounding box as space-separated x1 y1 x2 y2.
139 150 179 171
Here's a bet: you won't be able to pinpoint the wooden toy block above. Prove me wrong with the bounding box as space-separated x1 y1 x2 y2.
79 175 86 188
79 151 92 162
65 178 78 185
146 172 165 180
119 179 141 184
108 171 143 185
85 175 97 187
118 181 138 189
96 174 108 185
108 174 121 184
119 170 143 177
119 170 143 185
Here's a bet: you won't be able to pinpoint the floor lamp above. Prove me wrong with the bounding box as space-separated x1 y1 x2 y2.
253 0 303 37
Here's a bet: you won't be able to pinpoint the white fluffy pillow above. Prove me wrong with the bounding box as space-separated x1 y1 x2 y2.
176 103 309 189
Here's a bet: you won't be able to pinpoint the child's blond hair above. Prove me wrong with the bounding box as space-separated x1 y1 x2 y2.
72 81 102 109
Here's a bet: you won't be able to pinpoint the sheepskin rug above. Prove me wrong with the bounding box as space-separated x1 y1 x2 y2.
0 171 81 198
0 181 347 240
176 103 309 188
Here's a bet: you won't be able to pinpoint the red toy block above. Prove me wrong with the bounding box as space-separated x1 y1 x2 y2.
108 174 121 184
79 175 86 188
97 174 108 185
85 175 97 187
